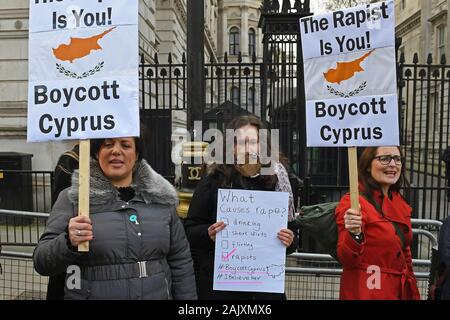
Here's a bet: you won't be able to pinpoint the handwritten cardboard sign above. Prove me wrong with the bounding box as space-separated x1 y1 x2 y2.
213 189 289 293
300 0 399 147
28 0 139 142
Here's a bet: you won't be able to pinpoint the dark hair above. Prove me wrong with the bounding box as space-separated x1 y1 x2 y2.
90 125 147 161
358 146 409 197
207 115 285 188
226 115 269 132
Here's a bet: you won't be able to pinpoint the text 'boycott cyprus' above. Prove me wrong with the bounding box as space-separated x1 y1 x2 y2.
313 96 388 144
33 81 120 138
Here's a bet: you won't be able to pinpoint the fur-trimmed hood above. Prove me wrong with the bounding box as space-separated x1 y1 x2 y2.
68 159 178 207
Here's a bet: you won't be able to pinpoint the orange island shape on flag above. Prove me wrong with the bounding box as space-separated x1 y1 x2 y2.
52 27 116 63
323 49 375 85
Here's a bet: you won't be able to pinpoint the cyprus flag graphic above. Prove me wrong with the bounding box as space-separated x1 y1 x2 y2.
323 50 375 85
305 47 397 101
53 27 116 63
50 26 117 80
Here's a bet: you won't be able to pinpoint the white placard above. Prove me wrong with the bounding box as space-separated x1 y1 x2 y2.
300 0 399 147
213 189 289 294
28 0 139 142
300 1 394 60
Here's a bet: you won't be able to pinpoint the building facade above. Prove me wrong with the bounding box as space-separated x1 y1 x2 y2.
396 0 450 63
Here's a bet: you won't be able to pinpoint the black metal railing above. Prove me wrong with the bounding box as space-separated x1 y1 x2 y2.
0 210 49 300
0 170 53 214
398 53 450 221
140 53 187 111
135 49 450 224
203 52 263 130
138 53 186 182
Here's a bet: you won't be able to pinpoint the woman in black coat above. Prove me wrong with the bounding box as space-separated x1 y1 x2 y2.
184 115 298 300
34 136 196 300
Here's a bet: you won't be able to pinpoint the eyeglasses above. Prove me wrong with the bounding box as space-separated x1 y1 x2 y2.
373 155 403 165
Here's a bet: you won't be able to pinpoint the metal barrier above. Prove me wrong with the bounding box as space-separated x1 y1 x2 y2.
411 218 442 261
0 251 47 300
0 209 443 300
285 253 431 300
285 219 442 300
0 209 49 246
0 209 49 300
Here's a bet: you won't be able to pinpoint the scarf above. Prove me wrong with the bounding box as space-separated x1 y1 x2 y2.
273 162 295 222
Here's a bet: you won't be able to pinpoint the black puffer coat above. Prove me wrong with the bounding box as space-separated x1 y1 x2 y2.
185 166 298 300
34 159 197 300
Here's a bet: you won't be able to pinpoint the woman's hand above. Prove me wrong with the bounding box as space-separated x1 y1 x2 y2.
208 221 227 242
68 215 94 247
344 208 362 235
277 228 294 247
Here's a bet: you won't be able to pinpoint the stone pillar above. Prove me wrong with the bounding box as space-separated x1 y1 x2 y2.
221 8 228 56
241 6 249 58
187 0 205 132
420 0 431 62
447 0 450 59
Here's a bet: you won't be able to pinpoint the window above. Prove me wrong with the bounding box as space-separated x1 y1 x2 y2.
231 86 240 106
229 27 240 55
248 29 256 56
401 0 405 10
247 87 255 106
437 25 447 60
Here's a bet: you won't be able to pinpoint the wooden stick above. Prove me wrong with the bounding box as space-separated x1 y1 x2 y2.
78 140 90 252
348 147 360 211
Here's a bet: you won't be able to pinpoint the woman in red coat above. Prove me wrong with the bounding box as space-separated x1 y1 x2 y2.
335 146 420 300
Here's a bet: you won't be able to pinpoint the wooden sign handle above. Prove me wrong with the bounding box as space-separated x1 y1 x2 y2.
78 140 90 252
348 147 361 233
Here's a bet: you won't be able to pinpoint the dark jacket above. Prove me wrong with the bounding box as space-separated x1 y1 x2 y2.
439 215 450 300
47 144 79 300
34 159 197 300
184 166 298 300
52 144 79 206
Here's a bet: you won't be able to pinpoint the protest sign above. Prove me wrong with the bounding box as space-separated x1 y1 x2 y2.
213 189 289 293
28 0 139 251
300 0 398 147
300 0 398 214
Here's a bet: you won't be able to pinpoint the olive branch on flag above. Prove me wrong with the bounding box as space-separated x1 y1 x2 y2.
327 82 367 98
56 61 105 79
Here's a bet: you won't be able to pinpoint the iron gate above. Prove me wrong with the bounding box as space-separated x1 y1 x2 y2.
137 10 450 222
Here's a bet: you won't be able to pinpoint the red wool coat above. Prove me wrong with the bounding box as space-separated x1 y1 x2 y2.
335 190 421 300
